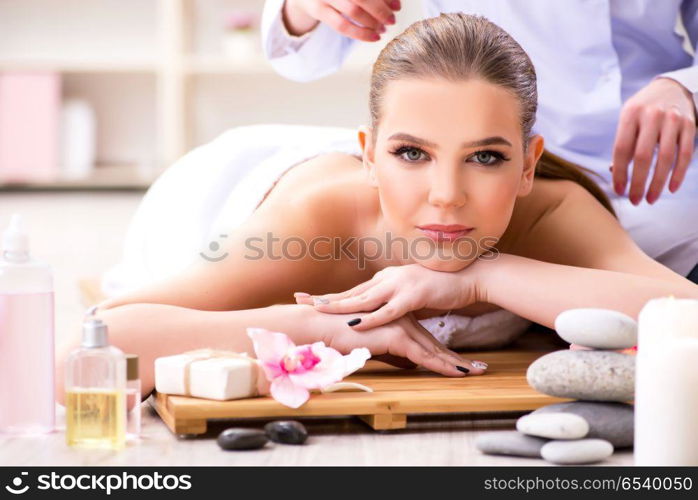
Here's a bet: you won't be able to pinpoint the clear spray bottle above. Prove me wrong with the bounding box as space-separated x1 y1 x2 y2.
0 214 55 435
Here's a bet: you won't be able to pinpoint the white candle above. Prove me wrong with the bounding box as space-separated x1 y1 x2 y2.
635 297 698 465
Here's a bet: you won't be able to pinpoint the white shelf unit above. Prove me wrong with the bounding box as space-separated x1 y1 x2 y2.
0 0 418 190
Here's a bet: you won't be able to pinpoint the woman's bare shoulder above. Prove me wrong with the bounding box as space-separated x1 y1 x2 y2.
270 152 366 195
501 178 602 255
259 152 378 237
504 176 625 267
527 177 584 210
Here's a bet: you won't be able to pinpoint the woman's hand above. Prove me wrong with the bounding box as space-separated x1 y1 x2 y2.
611 77 697 204
294 263 483 330
283 0 400 41
299 304 487 376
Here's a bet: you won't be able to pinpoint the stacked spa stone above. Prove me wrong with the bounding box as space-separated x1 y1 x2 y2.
476 308 637 465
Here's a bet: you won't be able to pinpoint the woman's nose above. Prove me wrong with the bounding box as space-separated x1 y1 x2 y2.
427 167 466 209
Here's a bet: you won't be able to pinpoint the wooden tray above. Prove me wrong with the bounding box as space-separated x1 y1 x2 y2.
151 349 570 435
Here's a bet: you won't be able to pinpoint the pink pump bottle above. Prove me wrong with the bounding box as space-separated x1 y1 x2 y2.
0 214 55 434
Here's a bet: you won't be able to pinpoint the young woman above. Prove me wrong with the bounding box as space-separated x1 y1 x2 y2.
57 13 698 400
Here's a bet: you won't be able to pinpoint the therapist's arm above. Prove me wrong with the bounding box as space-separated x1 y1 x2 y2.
661 0 698 118
261 0 396 82
611 0 698 204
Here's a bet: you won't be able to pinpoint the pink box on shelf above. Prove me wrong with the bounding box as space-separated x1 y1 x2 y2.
0 72 62 183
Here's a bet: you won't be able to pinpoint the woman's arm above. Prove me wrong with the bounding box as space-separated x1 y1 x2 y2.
60 294 470 403
301 180 698 329
479 253 698 329
55 303 315 405
480 180 698 327
58 292 471 404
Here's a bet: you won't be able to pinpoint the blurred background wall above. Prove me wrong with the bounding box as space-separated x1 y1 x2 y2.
0 0 421 191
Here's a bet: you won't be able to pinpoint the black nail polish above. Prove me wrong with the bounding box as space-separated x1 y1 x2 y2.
456 365 470 374
347 318 362 326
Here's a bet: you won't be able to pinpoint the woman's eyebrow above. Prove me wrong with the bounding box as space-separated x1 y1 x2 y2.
388 132 512 149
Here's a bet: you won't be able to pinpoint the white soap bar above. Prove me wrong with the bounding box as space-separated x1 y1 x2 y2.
188 357 258 401
154 351 213 396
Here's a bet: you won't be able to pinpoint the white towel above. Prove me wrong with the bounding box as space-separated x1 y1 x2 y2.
102 124 530 349
102 124 360 296
418 309 531 349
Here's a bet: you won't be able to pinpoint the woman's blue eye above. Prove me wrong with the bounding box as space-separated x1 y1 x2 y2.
390 146 507 166
392 146 427 162
471 150 506 166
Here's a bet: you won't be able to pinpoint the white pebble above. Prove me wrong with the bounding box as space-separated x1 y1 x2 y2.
555 308 637 349
517 413 589 440
541 439 614 465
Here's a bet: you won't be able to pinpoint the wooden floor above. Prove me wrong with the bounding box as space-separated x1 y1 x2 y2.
0 192 634 466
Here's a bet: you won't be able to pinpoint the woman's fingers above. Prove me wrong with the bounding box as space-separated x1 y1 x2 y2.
318 278 377 303
394 335 466 377
294 276 378 306
345 298 410 330
372 353 417 369
294 292 311 305
403 317 487 375
311 283 391 315
313 293 385 314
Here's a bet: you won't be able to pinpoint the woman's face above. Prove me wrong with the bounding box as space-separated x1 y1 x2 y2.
359 77 544 272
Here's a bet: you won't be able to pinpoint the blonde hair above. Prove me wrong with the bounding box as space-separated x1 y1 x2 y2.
369 13 616 216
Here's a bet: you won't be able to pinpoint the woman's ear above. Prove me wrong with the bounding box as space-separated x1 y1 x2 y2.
519 134 545 196
358 125 378 187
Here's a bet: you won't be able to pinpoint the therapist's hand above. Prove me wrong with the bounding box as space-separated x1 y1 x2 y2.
283 0 400 41
294 263 483 331
611 77 697 205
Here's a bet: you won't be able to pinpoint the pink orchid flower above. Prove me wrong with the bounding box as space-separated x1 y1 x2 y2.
247 327 371 408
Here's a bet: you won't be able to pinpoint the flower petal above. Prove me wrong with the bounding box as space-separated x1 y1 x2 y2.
247 327 294 364
342 347 372 377
288 369 339 390
261 362 285 381
270 375 310 409
289 343 345 388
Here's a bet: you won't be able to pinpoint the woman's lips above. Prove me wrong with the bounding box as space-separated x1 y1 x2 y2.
416 224 474 242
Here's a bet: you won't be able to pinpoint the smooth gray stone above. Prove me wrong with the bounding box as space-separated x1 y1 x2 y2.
555 308 638 349
532 401 634 448
217 428 268 451
516 412 589 440
527 350 635 402
264 420 308 445
541 438 614 465
475 431 548 458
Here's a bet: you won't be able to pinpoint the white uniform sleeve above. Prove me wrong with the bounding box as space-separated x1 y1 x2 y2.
657 0 698 116
261 0 358 82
